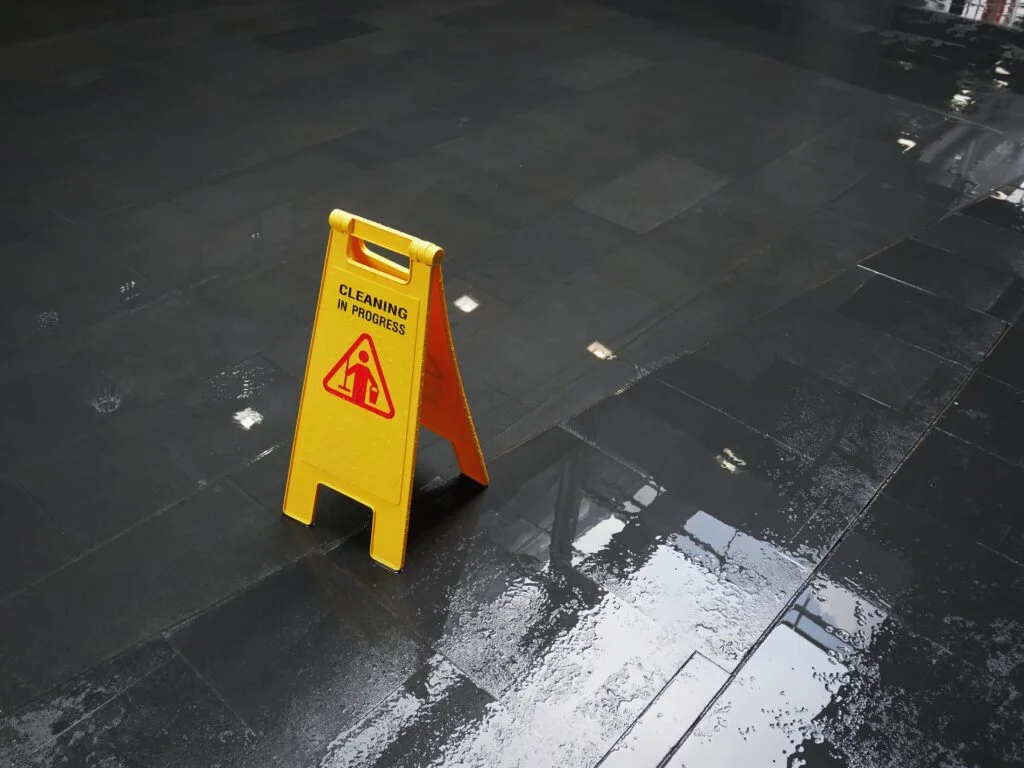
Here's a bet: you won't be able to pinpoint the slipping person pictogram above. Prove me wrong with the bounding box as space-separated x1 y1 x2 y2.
322 333 395 418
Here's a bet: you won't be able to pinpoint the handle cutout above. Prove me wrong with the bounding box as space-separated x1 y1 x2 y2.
346 237 412 284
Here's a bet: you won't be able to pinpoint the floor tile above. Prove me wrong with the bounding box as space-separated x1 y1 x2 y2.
545 49 653 90
0 478 81 602
256 18 379 53
824 170 951 238
939 372 1024 468
740 209 892 295
0 200 60 248
598 653 726 768
457 269 660 403
618 277 791 369
916 213 1024 280
0 480 311 712
862 238 1020 315
885 429 1024 563
836 271 1005 366
171 552 429 760
0 639 173 760
438 110 584 172
84 296 267 400
15 356 299 545
23 653 253 768
494 129 651 204
592 232 727 305
574 154 731 234
828 495 1024 689
980 324 1024 391
657 346 924 484
665 298 967 422
460 207 637 307
962 187 1024 235
0 350 138 470
667 110 832 178
315 654 497 768
321 107 470 170
667 577 1024 768
172 142 360 225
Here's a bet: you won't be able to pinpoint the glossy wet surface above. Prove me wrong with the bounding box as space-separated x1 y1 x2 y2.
4 0 1024 765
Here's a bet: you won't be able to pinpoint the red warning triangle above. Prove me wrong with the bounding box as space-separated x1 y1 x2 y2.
322 333 395 419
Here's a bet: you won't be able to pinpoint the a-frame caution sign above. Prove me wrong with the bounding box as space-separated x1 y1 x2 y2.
322 333 395 419
283 209 489 572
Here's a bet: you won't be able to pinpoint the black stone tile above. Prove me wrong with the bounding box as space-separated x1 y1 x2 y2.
256 18 379 53
16 356 299 545
457 269 660 404
980 324 1024 391
742 209 892 295
0 480 311 712
668 576 1024 768
885 429 1024 563
170 552 428 760
485 356 639 460
593 232 726 305
0 478 81 602
0 351 135 470
862 238 1019 315
85 296 267 401
24 653 253 768
0 640 173 760
493 129 651 204
440 276 512 345
837 271 1005 366
664 298 967 423
330 467 691 765
565 381 869 659
0 264 156 381
172 142 360 225
695 115 890 228
575 154 731 234
826 495 1024 689
962 187 1024 235
438 109 584 172
460 207 637 306
989 277 1024 324
105 211 303 296
916 213 1024 280
315 654 497 768
322 107 472 170
657 347 923 484
545 49 653 90
825 171 953 239
619 277 790 368
598 653 726 768
437 77 571 125
0 200 60 247
940 372 1024 468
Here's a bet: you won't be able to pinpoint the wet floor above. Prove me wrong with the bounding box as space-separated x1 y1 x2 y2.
3 0 1024 765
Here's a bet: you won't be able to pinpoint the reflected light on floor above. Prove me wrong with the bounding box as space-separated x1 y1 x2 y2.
587 341 615 360
715 447 746 473
233 408 264 430
454 295 479 313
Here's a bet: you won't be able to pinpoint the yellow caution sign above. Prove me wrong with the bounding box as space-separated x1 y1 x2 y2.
283 210 489 571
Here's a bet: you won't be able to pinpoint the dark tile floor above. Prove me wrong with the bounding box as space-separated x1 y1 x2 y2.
3 0 1024 766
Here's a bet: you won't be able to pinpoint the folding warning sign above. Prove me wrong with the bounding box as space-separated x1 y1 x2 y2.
283 209 489 571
